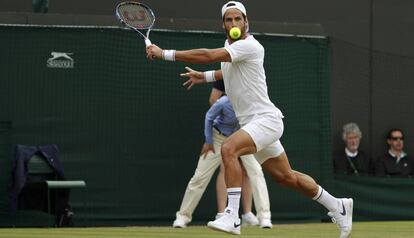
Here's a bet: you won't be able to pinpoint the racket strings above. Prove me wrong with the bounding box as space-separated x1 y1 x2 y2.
118 5 154 29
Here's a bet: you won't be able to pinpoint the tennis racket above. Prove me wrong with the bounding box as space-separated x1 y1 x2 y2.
115 1 155 46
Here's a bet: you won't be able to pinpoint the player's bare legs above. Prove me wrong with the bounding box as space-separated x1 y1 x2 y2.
207 130 257 235
210 130 353 237
221 130 257 187
216 163 259 226
261 152 319 197
262 153 353 238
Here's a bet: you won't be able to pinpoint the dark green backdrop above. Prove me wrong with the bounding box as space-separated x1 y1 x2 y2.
1 25 410 227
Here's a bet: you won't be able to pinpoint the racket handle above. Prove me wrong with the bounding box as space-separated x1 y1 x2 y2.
145 38 152 46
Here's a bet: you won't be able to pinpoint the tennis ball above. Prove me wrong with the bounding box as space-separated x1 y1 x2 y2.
229 27 241 40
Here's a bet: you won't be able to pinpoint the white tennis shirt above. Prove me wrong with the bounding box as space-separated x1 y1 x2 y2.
222 35 283 125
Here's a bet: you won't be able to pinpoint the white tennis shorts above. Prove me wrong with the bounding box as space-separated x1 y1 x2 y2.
241 112 285 164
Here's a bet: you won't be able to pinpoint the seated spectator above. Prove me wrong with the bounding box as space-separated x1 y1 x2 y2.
375 129 414 177
334 122 374 175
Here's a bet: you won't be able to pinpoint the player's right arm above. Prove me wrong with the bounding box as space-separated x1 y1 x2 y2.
175 48 231 64
146 44 232 63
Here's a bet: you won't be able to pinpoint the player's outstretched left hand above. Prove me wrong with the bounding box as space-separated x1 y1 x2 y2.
180 66 206 90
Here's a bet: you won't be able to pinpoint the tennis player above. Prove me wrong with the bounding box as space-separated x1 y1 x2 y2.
173 95 271 228
146 1 353 237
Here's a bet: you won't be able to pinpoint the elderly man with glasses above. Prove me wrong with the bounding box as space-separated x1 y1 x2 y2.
334 123 374 176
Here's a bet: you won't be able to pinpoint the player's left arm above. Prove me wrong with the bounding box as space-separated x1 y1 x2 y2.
180 67 223 90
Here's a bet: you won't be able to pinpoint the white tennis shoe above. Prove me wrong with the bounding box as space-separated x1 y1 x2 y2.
207 209 241 235
172 218 188 228
328 198 353 238
259 218 273 229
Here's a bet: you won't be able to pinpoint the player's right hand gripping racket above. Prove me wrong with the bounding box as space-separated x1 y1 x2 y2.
115 1 155 46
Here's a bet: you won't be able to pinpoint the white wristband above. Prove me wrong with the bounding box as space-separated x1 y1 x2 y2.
162 50 176 61
204 70 216 83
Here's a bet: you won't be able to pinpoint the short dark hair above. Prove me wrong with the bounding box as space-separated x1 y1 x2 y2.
386 128 403 139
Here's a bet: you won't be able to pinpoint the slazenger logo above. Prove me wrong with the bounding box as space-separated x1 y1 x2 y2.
46 52 74 69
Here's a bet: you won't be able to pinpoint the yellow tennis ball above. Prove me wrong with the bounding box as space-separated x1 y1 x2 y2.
229 27 241 40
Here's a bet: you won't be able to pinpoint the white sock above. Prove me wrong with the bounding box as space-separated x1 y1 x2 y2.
227 187 241 215
313 185 340 212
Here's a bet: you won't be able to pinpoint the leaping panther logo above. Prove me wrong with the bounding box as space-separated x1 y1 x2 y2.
47 52 74 69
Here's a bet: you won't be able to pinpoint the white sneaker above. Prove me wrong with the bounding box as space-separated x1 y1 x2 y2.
328 198 353 238
172 218 188 228
241 212 259 226
259 218 273 229
207 209 241 235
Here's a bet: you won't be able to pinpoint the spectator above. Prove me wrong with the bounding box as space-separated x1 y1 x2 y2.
334 123 374 175
375 129 414 177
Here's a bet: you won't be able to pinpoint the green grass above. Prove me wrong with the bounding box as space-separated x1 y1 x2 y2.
0 221 413 238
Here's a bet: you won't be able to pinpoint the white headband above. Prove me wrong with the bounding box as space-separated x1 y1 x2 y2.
221 1 247 17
